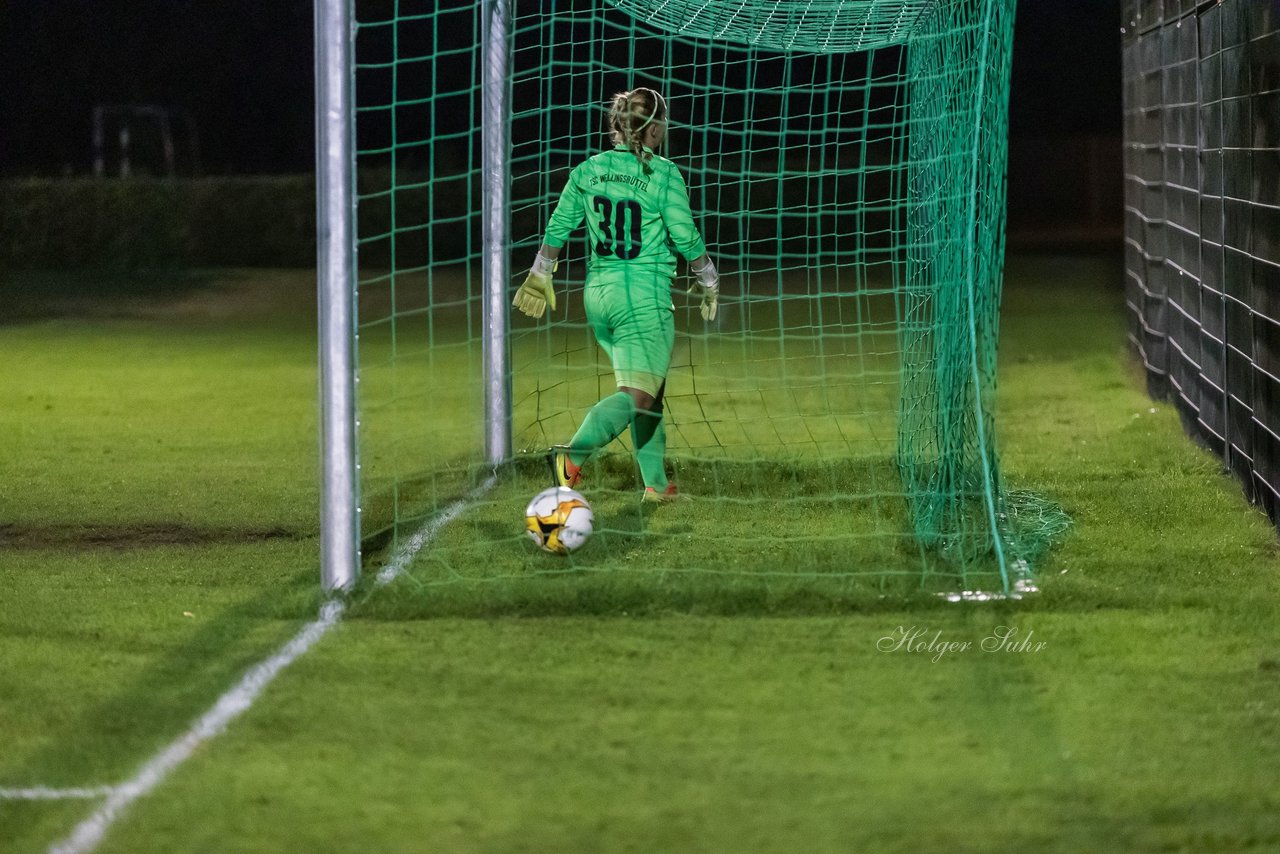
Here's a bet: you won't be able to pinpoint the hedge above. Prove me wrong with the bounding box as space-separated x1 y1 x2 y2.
0 176 317 269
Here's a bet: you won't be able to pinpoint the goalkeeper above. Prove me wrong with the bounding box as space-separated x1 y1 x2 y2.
513 86 719 502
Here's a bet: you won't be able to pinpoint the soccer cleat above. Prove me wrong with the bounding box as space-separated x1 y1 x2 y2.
641 483 684 503
547 445 582 488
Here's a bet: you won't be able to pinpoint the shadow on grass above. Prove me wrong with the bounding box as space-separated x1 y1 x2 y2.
3 561 321 793
0 522 303 551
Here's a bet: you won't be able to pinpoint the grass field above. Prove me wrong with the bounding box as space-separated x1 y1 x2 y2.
3 254 1280 853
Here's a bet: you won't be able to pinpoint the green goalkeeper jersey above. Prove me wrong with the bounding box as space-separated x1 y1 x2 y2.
542 146 707 279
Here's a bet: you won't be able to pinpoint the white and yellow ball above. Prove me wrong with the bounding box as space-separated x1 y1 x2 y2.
524 487 593 554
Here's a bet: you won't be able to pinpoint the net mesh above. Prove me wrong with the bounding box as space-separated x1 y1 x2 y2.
351 0 1066 608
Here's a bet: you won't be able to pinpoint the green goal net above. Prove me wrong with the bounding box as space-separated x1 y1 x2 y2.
350 0 1067 611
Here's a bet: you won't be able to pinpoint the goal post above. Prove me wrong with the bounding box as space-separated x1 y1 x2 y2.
481 0 513 467
324 0 1067 600
315 0 358 592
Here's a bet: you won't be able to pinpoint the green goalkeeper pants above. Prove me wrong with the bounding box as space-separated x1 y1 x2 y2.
584 272 674 397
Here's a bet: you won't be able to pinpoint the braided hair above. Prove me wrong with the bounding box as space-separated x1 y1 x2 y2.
608 88 667 176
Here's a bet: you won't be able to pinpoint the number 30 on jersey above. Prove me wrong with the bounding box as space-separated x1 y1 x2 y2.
592 196 642 260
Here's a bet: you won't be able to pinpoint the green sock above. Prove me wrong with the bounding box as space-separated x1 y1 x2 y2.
631 407 668 490
567 391 635 467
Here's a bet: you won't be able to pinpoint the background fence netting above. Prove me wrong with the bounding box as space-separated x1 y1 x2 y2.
1123 0 1280 522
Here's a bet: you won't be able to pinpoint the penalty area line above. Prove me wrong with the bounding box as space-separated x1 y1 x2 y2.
48 476 495 854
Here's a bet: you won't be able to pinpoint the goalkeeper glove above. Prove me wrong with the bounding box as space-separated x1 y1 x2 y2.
513 252 557 319
687 257 719 322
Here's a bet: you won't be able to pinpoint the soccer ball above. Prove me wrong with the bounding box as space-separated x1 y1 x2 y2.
524 487 593 554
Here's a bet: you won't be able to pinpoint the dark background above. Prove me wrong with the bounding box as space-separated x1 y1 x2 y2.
0 2 1125 252
1 1 1121 175
1 0 316 176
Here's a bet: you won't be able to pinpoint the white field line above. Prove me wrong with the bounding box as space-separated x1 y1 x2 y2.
46 475 496 854
375 476 496 588
0 787 116 801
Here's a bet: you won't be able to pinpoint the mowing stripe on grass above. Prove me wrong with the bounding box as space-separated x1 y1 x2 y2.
48 476 496 854
0 787 116 801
